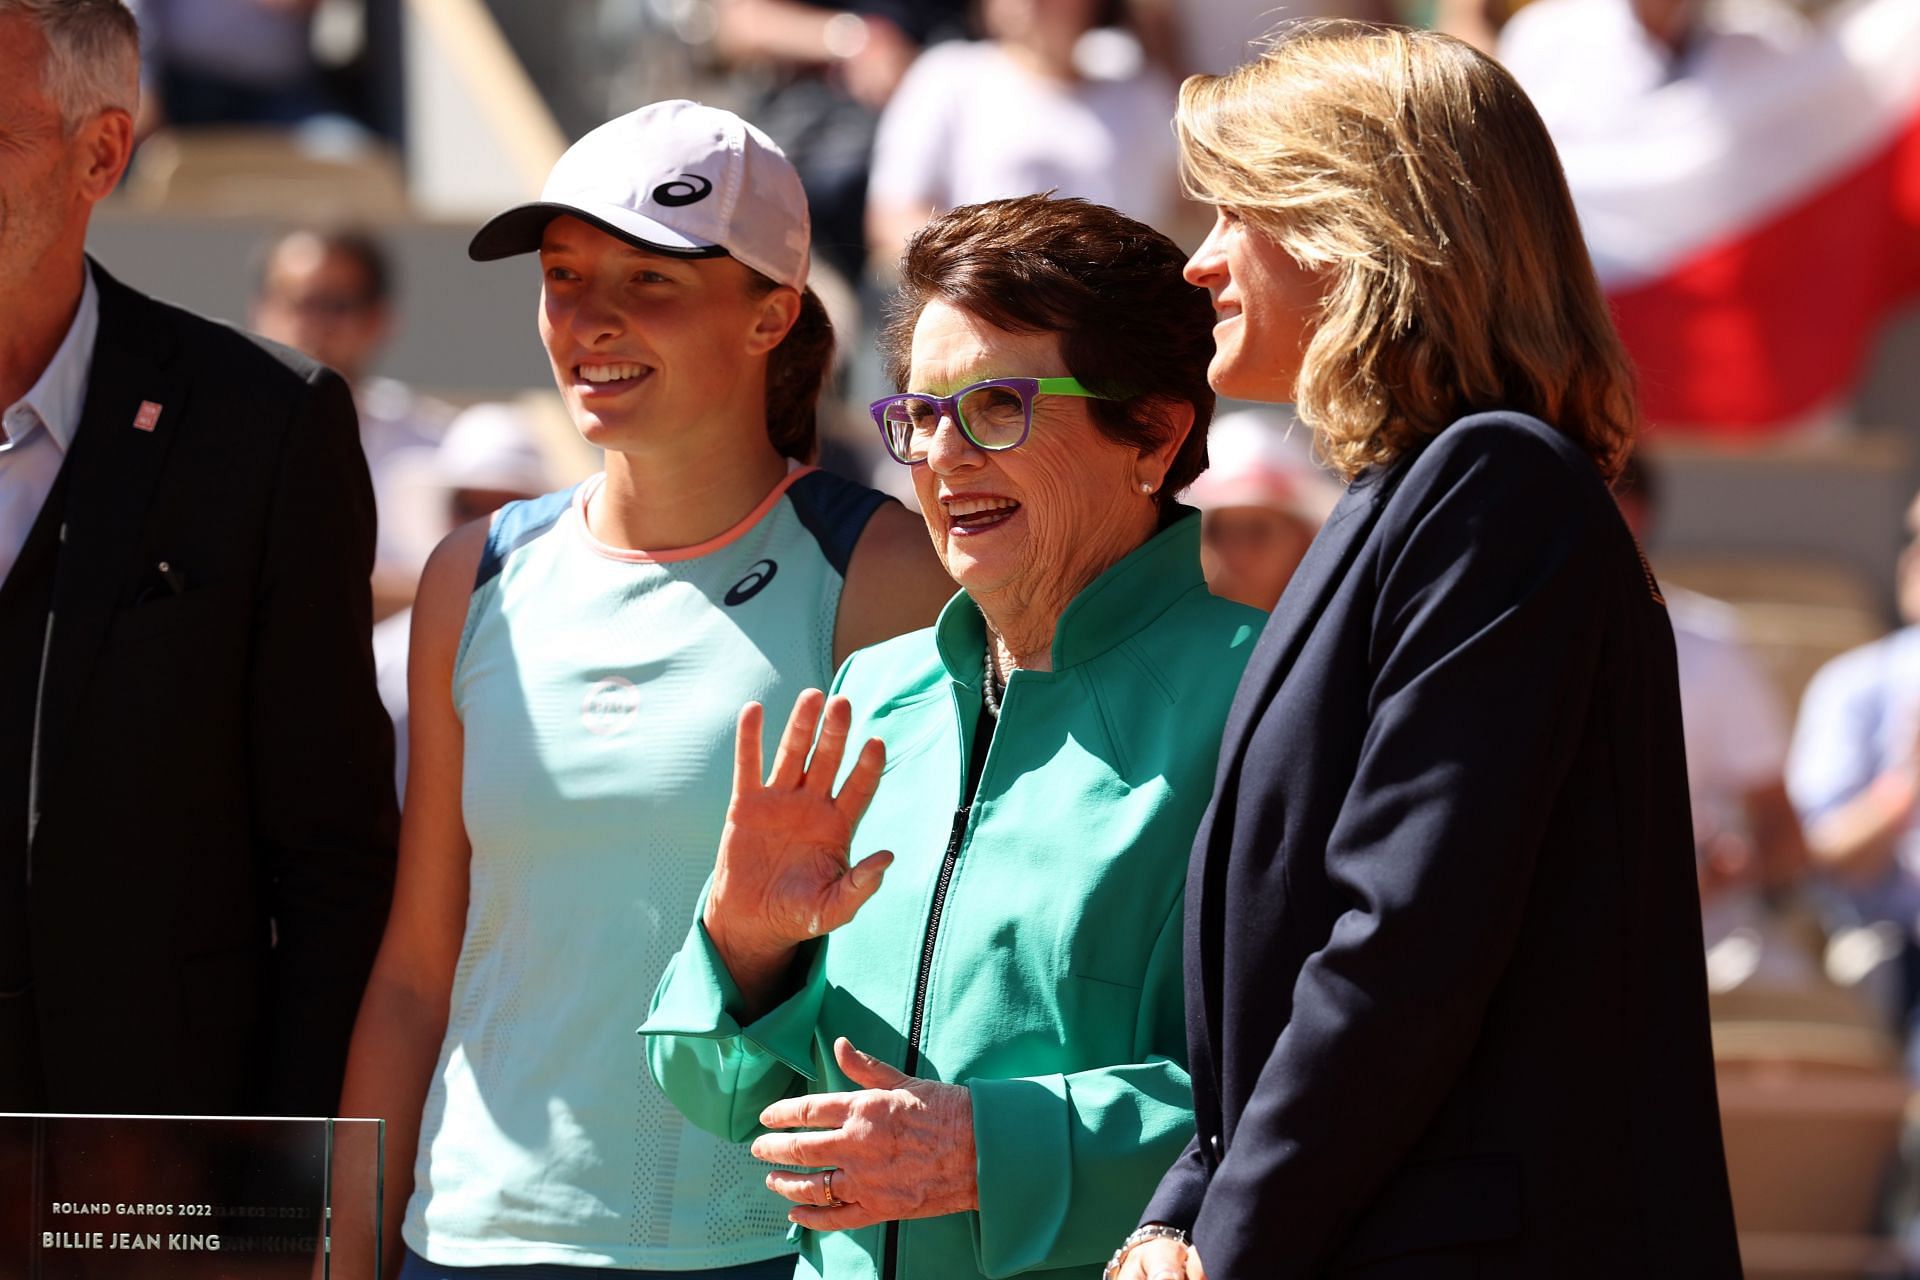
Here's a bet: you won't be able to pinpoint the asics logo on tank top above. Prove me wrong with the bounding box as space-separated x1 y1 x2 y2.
581 675 641 736
725 559 779 606
652 174 713 207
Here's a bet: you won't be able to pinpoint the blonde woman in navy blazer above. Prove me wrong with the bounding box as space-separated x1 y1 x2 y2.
1106 23 1742 1280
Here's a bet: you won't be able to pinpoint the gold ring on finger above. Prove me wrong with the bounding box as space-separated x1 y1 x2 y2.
824 1168 846 1208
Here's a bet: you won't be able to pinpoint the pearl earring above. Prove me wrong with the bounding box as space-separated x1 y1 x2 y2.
1140 481 1155 494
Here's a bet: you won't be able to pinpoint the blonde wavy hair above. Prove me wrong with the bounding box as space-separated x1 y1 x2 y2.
1176 21 1638 482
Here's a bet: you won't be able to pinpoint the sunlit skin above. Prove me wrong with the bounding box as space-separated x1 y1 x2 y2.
0 20 70 302
0 14 133 409
1200 505 1318 612
905 299 1188 671
251 235 390 386
1183 206 1326 404
535 214 798 551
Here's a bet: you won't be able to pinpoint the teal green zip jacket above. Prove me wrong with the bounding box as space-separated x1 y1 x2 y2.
640 513 1263 1280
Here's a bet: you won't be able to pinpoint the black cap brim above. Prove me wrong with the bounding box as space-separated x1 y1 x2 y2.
467 201 733 263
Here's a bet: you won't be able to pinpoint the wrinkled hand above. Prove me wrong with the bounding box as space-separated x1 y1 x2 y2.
752 1037 977 1231
1111 1236 1208 1280
704 691 892 993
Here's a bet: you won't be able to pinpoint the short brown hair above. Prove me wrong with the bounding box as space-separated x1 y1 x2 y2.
1177 21 1638 482
0 0 139 129
879 195 1217 510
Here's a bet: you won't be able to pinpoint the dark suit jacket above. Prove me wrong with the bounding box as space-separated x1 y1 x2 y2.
20 261 397 1116
1143 413 1741 1278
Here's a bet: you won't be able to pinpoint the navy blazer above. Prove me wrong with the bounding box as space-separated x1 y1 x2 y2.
1144 413 1740 1277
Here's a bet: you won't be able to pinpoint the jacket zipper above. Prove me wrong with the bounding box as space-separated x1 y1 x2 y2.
885 803 967 1280
885 690 989 1280
903 805 969 1077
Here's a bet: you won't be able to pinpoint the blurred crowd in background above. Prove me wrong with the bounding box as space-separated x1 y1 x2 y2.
86 0 1920 1270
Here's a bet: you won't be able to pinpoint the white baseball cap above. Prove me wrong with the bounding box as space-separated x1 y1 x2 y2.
468 99 812 291
434 402 553 495
384 402 556 564
1186 409 1343 521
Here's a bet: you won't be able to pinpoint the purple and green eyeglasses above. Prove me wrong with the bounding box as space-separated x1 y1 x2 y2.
868 376 1117 465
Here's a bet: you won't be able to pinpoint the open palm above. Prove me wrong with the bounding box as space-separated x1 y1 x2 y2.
704 690 893 983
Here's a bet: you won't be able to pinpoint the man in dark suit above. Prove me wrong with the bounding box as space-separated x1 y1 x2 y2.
0 0 396 1116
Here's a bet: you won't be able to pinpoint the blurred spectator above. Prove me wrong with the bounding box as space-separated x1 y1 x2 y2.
1184 409 1339 612
712 0 969 280
250 225 450 609
1617 454 1817 988
1790 486 1920 1040
865 0 1179 271
1499 0 1920 434
1500 0 1806 124
371 401 552 799
1131 0 1398 79
1428 0 1530 55
127 0 338 130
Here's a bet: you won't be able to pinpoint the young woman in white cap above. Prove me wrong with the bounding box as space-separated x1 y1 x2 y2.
338 99 953 1280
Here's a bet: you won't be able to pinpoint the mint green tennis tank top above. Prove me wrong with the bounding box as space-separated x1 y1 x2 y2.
403 463 890 1270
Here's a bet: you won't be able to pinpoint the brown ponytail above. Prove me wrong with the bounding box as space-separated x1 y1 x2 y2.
746 272 835 463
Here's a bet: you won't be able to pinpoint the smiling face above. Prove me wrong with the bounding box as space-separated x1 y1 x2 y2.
536 215 789 457
905 300 1167 620
1183 206 1325 404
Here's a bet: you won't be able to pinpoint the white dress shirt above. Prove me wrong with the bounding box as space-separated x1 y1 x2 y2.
0 266 98 588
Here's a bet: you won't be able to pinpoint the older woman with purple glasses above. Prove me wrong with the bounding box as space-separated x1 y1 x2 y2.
641 194 1263 1280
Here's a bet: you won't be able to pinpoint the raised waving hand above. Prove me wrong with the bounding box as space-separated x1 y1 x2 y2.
702 690 892 1014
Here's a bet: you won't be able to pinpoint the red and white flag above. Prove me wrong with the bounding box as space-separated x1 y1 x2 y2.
1501 0 1920 435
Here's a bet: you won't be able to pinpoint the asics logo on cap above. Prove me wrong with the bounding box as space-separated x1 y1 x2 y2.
652 174 714 207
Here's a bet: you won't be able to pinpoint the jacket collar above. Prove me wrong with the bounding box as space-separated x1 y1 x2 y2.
1207 453 1410 790
932 507 1207 687
6 262 99 454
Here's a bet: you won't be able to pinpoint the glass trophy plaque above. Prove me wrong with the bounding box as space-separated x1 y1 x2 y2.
0 1115 381 1279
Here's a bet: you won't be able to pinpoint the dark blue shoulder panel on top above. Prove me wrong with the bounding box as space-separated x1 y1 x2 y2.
787 469 891 577
474 484 578 592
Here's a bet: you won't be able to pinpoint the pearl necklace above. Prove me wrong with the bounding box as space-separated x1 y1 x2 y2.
981 646 1006 719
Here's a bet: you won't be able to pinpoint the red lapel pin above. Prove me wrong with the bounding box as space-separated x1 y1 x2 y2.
133 400 162 432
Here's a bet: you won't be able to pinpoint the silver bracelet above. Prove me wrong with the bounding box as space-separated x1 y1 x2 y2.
1104 1223 1193 1280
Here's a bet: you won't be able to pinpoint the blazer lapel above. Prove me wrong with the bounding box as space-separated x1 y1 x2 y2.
1182 455 1407 1107
33 262 191 835
1209 461 1400 787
